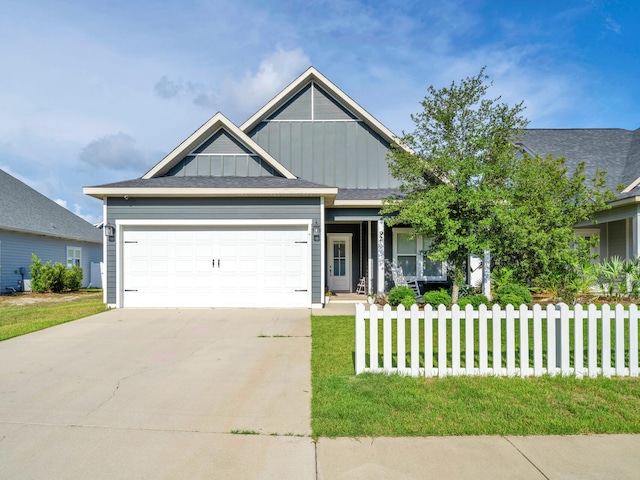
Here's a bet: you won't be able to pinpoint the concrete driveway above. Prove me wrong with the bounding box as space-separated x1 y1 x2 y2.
0 308 315 479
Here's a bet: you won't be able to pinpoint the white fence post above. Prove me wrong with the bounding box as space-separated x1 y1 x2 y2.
587 304 598 378
546 304 557 376
559 303 570 376
574 304 584 379
615 304 626 376
602 304 612 377
533 304 543 376
630 304 639 377
451 305 461 375
492 304 502 376
424 305 434 377
383 305 393 373
478 304 488 374
506 305 516 377
397 304 406 372
438 305 447 378
519 304 529 378
355 303 366 374
465 304 475 375
410 304 420 377
370 305 379 371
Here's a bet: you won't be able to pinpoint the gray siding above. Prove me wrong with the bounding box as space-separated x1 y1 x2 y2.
249 120 399 189
268 84 312 121
0 229 102 292
313 84 357 120
193 130 251 154
607 219 628 258
168 155 278 177
105 197 322 305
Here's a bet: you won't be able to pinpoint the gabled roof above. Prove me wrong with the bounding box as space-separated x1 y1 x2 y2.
0 169 102 244
143 112 296 179
519 128 640 200
240 67 401 146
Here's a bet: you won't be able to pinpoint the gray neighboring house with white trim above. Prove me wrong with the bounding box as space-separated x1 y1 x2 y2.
520 128 640 262
0 169 103 293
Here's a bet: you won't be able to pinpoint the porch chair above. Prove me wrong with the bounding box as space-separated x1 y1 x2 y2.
355 277 367 294
391 265 421 296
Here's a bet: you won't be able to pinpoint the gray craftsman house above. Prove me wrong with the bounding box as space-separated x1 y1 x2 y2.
1 169 103 293
84 67 639 308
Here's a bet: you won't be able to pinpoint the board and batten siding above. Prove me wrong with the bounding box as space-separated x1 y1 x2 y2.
249 120 398 189
105 197 322 306
0 229 102 292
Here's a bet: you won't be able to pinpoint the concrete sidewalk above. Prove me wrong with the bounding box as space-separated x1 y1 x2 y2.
1 307 639 479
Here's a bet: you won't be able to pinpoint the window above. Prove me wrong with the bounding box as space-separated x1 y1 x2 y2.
66 247 82 268
392 228 447 281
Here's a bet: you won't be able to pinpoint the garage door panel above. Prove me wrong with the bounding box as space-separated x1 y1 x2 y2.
122 225 310 308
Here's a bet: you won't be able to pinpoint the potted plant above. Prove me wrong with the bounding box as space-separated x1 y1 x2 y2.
325 289 332 304
367 293 376 305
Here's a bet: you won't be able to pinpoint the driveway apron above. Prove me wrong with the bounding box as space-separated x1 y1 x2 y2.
0 308 315 479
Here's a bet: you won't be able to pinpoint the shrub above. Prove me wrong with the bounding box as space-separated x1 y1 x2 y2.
495 284 532 306
458 294 490 309
422 288 452 307
496 293 527 307
30 254 83 293
388 286 416 307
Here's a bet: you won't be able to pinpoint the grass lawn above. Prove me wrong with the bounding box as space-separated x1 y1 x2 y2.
311 315 640 437
0 290 106 341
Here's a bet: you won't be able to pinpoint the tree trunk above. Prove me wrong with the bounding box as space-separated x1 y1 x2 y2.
451 282 460 304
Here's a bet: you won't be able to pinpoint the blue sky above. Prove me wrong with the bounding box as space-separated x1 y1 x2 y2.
1 0 638 223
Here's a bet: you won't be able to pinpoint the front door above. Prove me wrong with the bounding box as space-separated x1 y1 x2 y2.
327 234 352 292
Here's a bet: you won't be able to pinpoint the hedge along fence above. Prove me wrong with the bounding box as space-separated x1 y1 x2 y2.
355 303 639 378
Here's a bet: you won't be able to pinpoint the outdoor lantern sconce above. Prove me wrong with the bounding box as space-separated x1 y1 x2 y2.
104 223 116 238
312 221 320 242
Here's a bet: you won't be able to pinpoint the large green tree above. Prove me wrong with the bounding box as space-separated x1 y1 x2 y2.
382 68 528 302
491 153 614 289
382 69 613 302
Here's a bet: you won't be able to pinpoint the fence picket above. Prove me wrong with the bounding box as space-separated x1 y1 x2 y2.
559 303 570 376
574 304 584 379
370 305 379 370
519 304 529 377
492 304 502 375
397 305 406 372
465 304 475 375
438 305 447 378
506 305 516 377
602 304 612 377
615 304 625 376
410 305 420 377
546 304 556 376
424 305 434 377
533 304 543 376
354 302 636 379
479 304 488 374
355 303 365 374
587 304 598 378
630 304 639 377
383 305 393 372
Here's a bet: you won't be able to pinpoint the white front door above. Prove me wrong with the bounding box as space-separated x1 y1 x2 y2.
327 234 352 292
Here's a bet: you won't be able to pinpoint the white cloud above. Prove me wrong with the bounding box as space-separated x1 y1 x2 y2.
223 47 310 111
55 198 68 209
79 132 157 172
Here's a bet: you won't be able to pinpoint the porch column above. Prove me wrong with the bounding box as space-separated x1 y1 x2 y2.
634 208 640 258
368 221 373 294
377 218 385 293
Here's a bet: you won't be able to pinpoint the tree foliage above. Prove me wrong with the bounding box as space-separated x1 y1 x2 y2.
383 68 614 301
30 254 83 293
382 68 528 301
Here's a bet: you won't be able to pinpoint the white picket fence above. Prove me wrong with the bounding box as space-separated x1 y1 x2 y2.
355 303 640 378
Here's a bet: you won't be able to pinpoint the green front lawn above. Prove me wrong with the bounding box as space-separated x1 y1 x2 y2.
311 315 640 437
0 291 106 341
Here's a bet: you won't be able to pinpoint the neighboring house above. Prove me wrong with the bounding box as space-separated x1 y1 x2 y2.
0 169 103 293
519 128 640 262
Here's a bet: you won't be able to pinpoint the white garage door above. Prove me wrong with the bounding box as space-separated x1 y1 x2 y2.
121 225 310 308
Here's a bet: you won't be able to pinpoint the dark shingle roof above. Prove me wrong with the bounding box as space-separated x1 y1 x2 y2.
87 175 332 190
336 188 400 200
520 128 640 196
0 169 102 243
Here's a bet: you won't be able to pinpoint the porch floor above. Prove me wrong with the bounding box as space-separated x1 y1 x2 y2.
327 293 368 303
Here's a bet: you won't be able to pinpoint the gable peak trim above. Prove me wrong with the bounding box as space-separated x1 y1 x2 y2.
143 112 296 180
